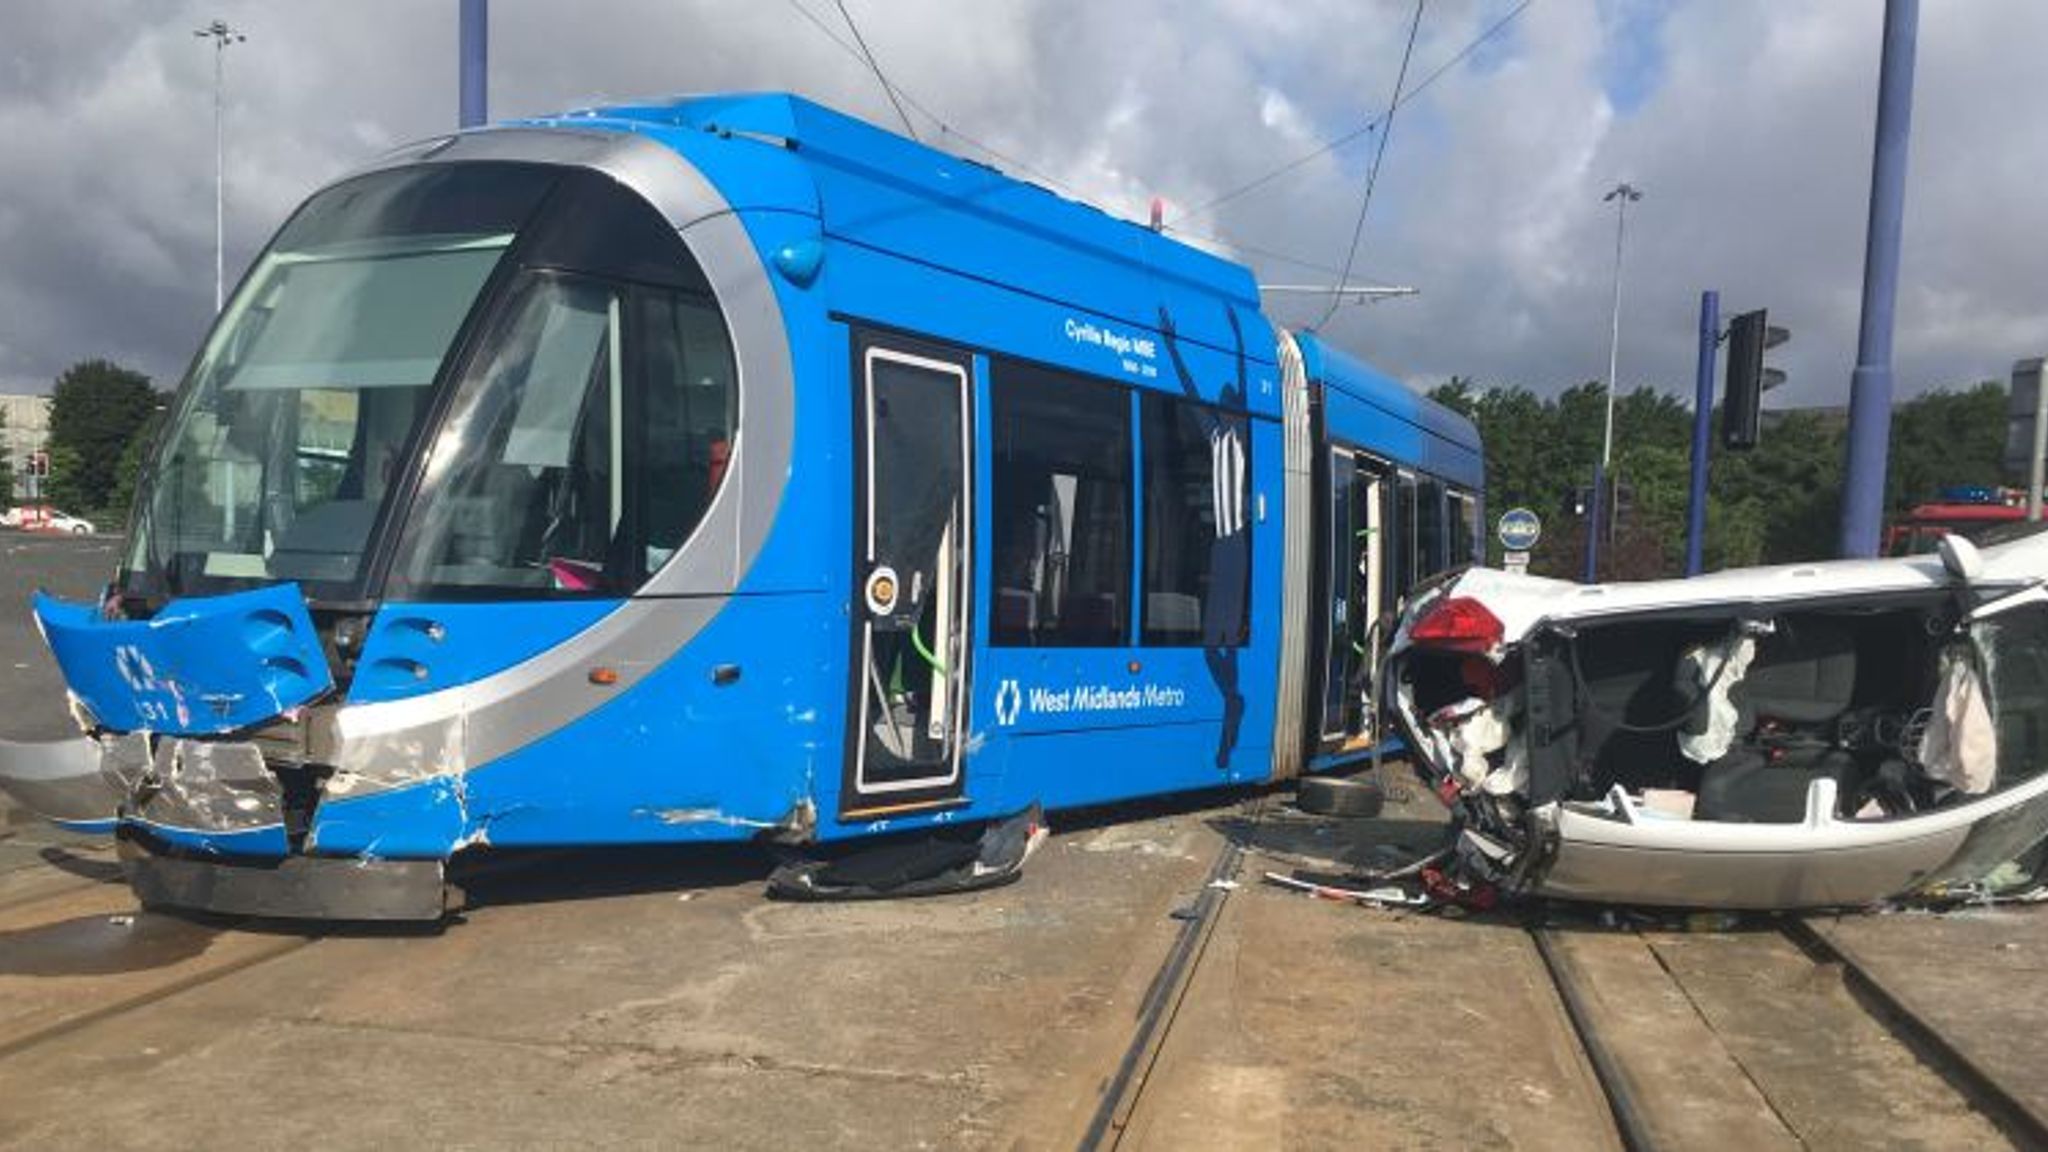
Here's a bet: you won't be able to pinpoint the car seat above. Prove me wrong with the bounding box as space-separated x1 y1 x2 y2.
1695 617 1860 822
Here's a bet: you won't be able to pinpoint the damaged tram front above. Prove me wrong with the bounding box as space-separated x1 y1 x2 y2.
1389 533 2048 910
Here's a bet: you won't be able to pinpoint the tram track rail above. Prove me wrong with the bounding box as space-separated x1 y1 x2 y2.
1531 925 1658 1152
1076 796 1262 1152
0 925 319 1063
1533 912 2048 1152
1782 917 2048 1148
0 846 564 1065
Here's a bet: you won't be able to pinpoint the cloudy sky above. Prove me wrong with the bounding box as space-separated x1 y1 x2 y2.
2 0 2043 411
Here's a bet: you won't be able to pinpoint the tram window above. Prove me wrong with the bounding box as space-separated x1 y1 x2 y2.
1388 472 1419 600
1448 488 1479 566
393 271 736 597
638 292 737 571
1417 477 1447 577
1141 393 1249 647
415 274 619 592
991 362 1130 647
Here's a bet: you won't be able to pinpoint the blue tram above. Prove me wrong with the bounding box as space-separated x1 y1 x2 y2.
0 94 1481 918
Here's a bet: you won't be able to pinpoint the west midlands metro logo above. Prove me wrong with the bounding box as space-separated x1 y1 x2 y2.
993 679 1022 727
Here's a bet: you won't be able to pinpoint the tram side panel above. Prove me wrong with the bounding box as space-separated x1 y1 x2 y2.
815 241 1286 826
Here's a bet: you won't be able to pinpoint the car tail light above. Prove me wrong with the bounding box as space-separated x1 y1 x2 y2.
1408 596 1505 655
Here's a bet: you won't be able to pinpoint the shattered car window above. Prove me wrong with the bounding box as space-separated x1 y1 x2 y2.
1976 605 2048 792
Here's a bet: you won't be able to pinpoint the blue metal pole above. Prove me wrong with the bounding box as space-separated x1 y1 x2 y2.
460 0 488 129
1686 290 1720 575
1839 0 1918 557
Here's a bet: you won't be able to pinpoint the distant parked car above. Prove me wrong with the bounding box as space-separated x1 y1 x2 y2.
16 508 95 534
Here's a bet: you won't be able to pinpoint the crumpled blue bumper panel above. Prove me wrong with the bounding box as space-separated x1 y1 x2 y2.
35 583 332 735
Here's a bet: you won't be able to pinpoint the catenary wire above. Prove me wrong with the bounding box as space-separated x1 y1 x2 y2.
1313 0 1427 330
833 0 920 141
1173 0 1535 228
780 0 1413 287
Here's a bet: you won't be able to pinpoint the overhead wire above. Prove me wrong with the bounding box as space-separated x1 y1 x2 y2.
832 0 920 141
782 0 1084 197
1314 0 1428 330
781 0 1517 290
1174 0 1535 228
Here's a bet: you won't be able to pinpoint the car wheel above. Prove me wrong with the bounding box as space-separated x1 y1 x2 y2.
70 525 89 534
1296 775 1385 818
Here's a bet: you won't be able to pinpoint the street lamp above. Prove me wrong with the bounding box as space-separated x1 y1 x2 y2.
194 19 247 314
1584 180 1642 583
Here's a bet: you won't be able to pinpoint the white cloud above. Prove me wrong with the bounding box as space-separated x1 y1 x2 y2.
0 0 2041 419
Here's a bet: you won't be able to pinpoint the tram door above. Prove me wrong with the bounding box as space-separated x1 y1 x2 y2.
845 341 975 816
1320 448 1388 745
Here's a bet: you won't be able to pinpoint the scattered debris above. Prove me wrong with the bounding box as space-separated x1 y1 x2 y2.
765 803 1045 901
1263 871 1430 908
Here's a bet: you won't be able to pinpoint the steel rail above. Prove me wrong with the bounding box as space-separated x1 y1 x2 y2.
1076 798 1259 1151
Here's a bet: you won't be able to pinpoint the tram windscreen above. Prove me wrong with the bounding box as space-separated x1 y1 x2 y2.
124 163 558 597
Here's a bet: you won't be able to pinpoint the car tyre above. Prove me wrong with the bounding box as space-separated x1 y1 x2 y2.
1296 775 1385 818
69 525 89 535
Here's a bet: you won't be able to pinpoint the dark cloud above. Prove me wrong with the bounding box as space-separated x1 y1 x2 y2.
1 0 2042 417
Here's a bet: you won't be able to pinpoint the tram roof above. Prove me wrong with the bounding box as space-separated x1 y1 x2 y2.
514 92 1269 359
1291 331 1482 456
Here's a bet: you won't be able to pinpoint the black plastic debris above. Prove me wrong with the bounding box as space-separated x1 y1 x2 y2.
766 803 1046 901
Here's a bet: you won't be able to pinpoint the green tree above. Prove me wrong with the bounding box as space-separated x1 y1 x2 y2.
1431 375 2019 578
105 400 170 523
40 444 90 513
1885 381 2007 509
1706 408 1843 568
1431 380 1695 580
46 359 156 515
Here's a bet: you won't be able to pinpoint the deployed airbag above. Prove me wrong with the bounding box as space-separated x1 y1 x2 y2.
1920 647 1997 795
1677 634 1756 765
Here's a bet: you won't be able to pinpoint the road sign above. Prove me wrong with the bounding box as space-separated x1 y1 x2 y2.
1497 507 1542 552
1503 550 1530 575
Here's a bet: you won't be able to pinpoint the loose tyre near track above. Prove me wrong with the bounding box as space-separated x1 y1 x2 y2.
0 94 1481 920
1295 775 1386 819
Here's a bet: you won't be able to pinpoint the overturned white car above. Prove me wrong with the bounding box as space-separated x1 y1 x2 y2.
1387 531 2048 910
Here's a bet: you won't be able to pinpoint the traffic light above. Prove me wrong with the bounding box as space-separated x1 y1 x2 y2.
27 450 48 479
1722 309 1788 451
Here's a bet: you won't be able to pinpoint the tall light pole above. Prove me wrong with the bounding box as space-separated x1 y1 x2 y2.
194 19 246 314
1584 181 1643 583
460 0 488 128
1838 0 1918 557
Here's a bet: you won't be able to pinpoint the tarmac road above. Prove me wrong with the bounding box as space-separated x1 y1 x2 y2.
0 810 1626 1148
0 531 119 743
12 532 2035 1148
0 537 1628 1148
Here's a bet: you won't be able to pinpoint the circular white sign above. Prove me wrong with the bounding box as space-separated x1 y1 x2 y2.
1497 507 1542 551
